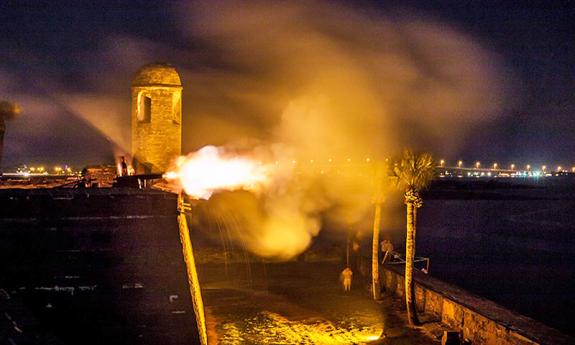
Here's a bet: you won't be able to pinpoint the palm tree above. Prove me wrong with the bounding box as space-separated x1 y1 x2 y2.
0 101 21 171
394 150 434 326
371 161 388 300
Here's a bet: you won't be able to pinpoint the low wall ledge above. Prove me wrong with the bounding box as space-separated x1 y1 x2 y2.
382 264 574 345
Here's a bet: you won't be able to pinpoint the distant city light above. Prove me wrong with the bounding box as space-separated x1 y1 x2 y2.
424 158 575 179
12 163 80 176
12 157 575 181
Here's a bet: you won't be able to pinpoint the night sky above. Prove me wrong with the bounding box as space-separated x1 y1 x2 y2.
0 0 573 168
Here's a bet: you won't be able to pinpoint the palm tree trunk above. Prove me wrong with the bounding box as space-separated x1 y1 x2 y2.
405 201 420 325
177 194 209 345
372 202 382 300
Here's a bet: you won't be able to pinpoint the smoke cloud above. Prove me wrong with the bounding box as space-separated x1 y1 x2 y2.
171 0 508 259
5 1 509 259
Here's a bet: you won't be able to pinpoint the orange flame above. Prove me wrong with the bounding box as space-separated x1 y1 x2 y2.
165 146 270 199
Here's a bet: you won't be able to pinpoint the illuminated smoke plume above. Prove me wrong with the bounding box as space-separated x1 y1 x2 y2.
13 1 508 259
167 0 508 259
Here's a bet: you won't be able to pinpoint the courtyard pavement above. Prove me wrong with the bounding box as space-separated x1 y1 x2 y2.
198 261 443 344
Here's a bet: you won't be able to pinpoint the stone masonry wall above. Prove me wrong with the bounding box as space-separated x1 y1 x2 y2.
380 265 573 345
131 86 182 173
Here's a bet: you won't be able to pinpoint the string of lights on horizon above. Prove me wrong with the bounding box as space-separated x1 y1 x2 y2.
272 158 574 173
437 159 575 173
6 157 575 178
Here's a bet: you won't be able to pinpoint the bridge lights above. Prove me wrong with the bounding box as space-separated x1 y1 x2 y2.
510 164 515 170
457 160 463 168
439 159 445 167
492 163 498 170
475 161 481 169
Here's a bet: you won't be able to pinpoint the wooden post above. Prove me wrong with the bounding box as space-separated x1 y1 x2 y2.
177 193 208 345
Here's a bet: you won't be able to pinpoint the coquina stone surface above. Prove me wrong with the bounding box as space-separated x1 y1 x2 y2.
131 63 182 173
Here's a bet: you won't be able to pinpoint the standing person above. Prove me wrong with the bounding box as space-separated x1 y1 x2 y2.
340 267 353 292
120 156 128 177
381 239 394 264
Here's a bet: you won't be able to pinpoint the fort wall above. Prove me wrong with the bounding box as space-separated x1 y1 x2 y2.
380 264 574 345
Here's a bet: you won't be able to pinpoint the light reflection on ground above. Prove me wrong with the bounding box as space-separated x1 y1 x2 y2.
219 311 381 344
200 262 391 344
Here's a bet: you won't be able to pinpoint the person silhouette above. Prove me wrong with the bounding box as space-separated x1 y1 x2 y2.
120 157 128 177
340 267 353 292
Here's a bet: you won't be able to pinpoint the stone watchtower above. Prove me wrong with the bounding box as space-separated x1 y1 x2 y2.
131 63 182 174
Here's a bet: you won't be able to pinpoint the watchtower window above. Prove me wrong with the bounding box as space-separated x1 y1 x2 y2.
138 96 152 123
172 94 181 124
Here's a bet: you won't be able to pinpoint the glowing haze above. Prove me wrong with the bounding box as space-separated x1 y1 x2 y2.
4 1 509 260
166 1 508 259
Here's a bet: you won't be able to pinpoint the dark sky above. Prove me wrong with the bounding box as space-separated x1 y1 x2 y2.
384 0 575 166
0 0 573 168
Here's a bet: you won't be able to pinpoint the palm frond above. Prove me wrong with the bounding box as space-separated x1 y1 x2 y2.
393 149 434 191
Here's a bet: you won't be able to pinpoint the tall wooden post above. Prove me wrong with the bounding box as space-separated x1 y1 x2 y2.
177 193 208 345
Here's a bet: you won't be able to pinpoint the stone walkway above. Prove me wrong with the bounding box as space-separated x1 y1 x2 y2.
198 261 442 344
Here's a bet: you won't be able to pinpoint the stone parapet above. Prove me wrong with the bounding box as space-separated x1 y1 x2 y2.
381 264 574 345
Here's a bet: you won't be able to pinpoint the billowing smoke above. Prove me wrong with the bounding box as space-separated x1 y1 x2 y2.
179 1 507 153
171 0 508 259
6 1 509 259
